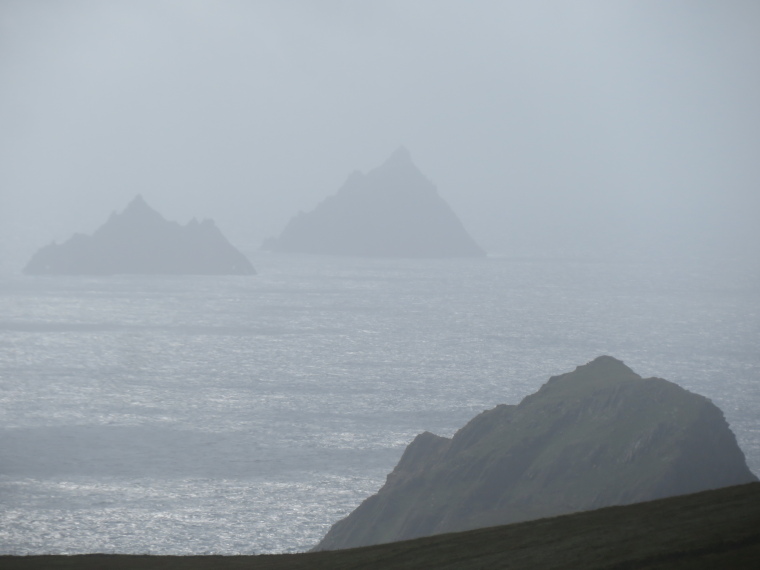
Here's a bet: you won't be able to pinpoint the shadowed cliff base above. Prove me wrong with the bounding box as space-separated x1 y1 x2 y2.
2 482 759 569
262 148 486 258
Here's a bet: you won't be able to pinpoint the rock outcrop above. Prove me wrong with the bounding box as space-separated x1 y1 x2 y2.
262 148 486 257
24 195 255 275
315 356 757 550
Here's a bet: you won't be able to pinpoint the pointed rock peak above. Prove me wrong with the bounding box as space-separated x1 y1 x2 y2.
117 195 169 225
127 194 148 207
337 170 365 193
383 146 413 167
539 355 639 393
122 194 155 215
347 170 364 183
572 355 642 385
371 146 427 182
579 355 635 375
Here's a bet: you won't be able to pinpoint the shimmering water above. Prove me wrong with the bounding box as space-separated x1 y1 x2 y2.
1 254 758 554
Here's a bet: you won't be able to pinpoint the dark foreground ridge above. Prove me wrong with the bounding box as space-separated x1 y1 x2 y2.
3 483 760 569
262 147 486 258
317 355 757 549
24 195 256 275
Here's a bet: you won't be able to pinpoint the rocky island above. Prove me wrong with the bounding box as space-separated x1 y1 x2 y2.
24 195 256 275
315 356 757 550
262 148 486 257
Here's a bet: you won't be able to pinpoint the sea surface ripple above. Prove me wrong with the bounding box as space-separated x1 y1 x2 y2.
1 254 758 554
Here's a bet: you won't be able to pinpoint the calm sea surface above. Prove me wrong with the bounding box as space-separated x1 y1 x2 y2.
1 254 758 554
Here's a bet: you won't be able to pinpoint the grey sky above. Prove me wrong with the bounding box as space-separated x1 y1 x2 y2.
2 0 759 270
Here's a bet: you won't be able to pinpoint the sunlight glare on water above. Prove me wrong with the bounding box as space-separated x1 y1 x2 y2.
1 254 758 553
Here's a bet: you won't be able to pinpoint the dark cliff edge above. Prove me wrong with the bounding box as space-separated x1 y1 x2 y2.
23 195 255 275
315 355 758 551
262 147 486 258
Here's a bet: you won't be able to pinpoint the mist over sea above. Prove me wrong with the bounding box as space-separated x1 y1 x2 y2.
1 253 758 554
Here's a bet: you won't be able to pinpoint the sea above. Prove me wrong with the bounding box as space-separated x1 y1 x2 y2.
1 253 758 555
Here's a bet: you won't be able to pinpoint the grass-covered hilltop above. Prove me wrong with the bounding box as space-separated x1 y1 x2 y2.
316 356 757 550
3 483 759 569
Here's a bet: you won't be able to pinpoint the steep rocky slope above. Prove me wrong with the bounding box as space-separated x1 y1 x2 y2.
263 148 485 258
316 356 757 550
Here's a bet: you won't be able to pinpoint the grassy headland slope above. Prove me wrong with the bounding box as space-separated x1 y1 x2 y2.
317 356 757 549
3 482 759 569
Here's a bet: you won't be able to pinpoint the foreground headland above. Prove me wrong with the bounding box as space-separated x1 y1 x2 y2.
316 355 756 550
3 482 759 569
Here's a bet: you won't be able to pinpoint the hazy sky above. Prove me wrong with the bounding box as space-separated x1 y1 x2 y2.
2 0 759 270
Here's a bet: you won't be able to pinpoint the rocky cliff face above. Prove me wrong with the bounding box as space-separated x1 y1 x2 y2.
315 356 757 550
24 195 255 275
263 148 486 258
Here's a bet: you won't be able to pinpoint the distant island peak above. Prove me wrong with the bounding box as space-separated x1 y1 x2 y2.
24 196 256 275
263 149 486 258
